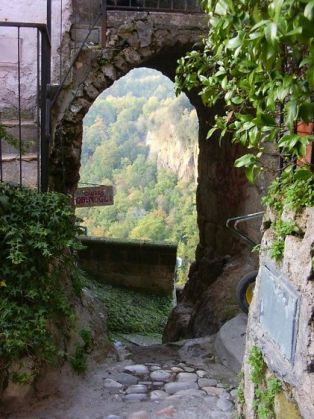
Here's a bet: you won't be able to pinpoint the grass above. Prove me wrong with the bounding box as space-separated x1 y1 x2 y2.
89 280 173 336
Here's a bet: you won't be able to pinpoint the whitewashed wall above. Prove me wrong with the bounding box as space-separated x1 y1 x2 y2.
0 0 72 117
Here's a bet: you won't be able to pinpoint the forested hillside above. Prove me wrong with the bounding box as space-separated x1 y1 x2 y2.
77 68 198 282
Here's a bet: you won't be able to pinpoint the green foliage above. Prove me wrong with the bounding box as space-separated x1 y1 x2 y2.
70 329 93 375
262 168 313 260
263 169 314 213
70 345 87 375
92 281 172 335
77 68 198 283
248 346 282 418
11 371 34 385
249 346 266 385
0 183 83 378
237 385 245 406
176 0 314 180
0 123 32 153
254 377 282 419
236 371 245 410
270 219 299 261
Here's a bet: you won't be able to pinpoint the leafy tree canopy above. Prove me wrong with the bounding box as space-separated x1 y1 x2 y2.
77 69 199 283
176 0 314 183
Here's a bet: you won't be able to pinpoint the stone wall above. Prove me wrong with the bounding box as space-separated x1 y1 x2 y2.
50 10 269 338
242 208 314 418
0 0 72 116
0 1 271 337
78 237 177 296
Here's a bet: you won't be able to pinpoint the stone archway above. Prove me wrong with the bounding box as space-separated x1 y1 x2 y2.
50 11 208 193
50 11 263 339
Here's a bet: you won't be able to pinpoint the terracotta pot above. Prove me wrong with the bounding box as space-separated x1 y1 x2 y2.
297 121 313 165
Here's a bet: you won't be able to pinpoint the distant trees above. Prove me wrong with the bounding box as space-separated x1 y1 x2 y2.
77 68 199 283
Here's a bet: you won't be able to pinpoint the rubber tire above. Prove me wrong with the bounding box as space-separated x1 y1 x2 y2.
236 270 258 314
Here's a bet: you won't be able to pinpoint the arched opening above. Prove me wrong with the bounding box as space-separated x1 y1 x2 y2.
76 67 199 342
50 13 262 342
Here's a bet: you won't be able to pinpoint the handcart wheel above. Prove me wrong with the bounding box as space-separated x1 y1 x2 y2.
236 271 258 314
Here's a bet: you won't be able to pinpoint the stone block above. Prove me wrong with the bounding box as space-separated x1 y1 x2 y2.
71 26 100 44
259 265 300 362
78 237 176 295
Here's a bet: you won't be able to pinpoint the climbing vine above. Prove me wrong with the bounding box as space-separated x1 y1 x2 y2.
176 0 314 182
262 168 314 259
0 183 84 381
248 346 282 418
0 123 31 152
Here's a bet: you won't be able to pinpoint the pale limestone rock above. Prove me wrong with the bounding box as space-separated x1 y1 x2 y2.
126 384 148 394
216 398 234 412
150 390 167 400
198 378 218 388
196 370 207 378
176 372 198 382
202 386 225 396
150 366 161 371
103 378 123 389
124 393 147 401
171 367 183 373
164 381 198 395
174 389 206 397
124 365 149 375
150 370 171 382
127 410 149 419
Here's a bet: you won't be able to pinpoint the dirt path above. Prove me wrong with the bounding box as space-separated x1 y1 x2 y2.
6 336 239 419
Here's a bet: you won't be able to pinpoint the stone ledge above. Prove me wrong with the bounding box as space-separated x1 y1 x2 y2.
79 236 177 295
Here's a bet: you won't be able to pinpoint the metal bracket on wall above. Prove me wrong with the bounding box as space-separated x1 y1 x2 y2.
226 211 264 248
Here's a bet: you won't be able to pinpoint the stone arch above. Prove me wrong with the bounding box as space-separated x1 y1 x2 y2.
50 11 208 193
50 11 263 339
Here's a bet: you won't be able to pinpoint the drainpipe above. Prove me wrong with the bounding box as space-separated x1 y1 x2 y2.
47 0 51 38
101 0 107 47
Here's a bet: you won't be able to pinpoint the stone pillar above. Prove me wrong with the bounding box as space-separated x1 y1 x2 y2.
242 208 314 418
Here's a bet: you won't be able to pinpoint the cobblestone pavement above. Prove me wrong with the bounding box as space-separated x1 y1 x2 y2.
8 336 239 419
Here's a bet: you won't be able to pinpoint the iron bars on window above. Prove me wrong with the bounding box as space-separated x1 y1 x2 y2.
0 21 51 192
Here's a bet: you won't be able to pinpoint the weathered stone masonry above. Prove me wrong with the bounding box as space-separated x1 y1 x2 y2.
243 208 314 418
50 10 266 338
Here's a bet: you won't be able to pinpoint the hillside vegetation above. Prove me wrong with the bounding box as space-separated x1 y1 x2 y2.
77 68 199 282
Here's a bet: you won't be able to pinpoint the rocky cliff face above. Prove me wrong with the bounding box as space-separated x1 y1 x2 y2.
146 121 198 183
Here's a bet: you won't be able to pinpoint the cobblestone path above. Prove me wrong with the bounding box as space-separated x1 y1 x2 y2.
8 336 238 419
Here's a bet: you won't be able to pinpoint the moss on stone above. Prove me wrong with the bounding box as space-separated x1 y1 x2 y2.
274 392 302 419
89 279 173 336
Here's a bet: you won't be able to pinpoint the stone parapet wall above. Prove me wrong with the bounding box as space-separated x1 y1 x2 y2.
242 208 314 418
78 236 177 296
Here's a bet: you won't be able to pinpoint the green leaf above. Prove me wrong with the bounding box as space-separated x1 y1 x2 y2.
226 35 241 49
285 100 299 128
265 22 278 44
234 154 257 168
299 103 314 122
231 96 243 105
295 168 313 181
278 134 301 149
215 0 232 16
304 1 314 21
245 166 255 183
206 127 218 139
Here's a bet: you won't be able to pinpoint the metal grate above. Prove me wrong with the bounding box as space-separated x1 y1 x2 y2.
0 21 51 191
106 0 202 13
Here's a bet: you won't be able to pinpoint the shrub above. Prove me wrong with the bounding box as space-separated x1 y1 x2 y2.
0 183 83 378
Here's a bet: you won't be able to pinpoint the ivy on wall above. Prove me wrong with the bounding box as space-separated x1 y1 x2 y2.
0 184 83 382
176 0 314 182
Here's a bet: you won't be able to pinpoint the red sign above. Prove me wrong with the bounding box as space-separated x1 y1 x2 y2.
74 186 114 207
